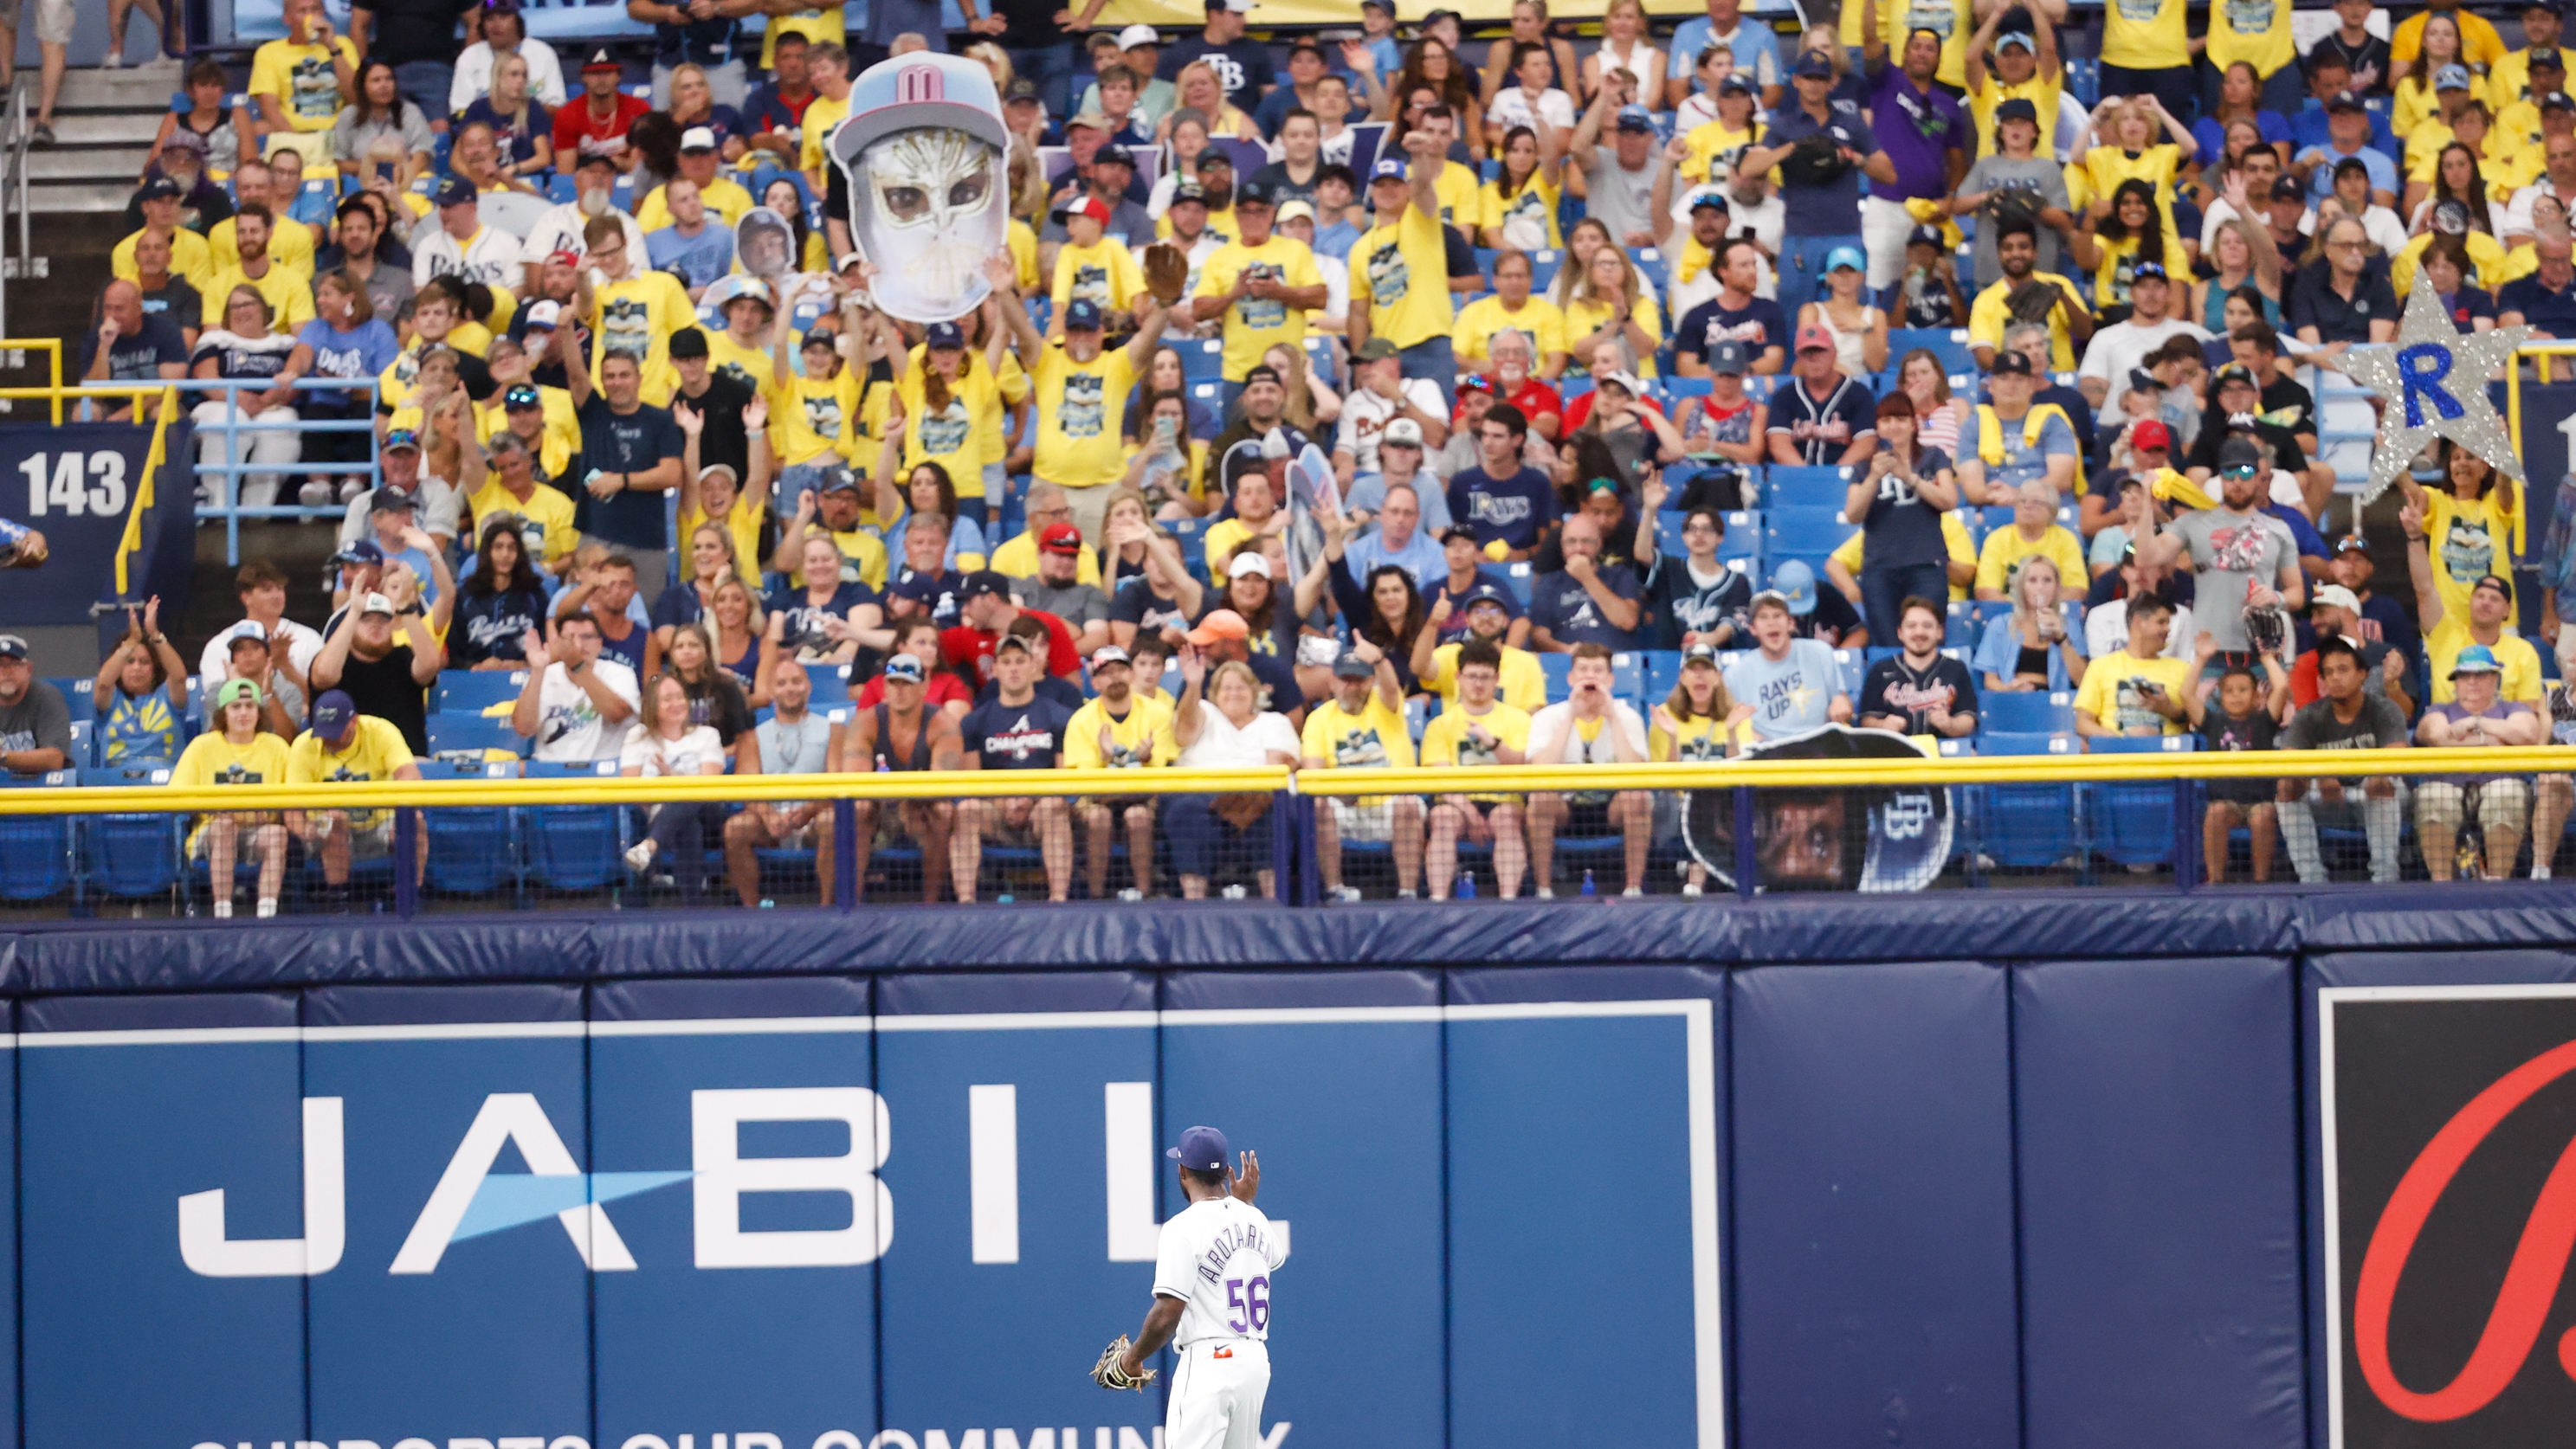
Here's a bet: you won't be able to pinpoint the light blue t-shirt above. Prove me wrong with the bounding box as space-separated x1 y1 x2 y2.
1346 525 1448 590
1344 471 1456 535
1668 16 1782 81
2296 140 2398 200
1722 638 1843 742
1957 405 2076 497
645 223 737 291
1972 611 2086 692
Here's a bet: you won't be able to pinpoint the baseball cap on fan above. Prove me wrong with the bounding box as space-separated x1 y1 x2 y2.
1167 1125 1230 1173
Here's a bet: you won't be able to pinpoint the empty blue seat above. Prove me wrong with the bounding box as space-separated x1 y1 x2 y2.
419 757 519 897
428 713 530 759
1888 328 1978 375
0 769 75 901
1765 466 1856 501
1527 248 1563 291
75 765 183 902
1537 651 1572 701
2082 735 2196 868
432 669 527 714
1980 690 2076 735
1501 561 1534 606
1765 506 1858 557
520 759 626 892
804 662 853 706
1717 510 1762 564
1178 338 1225 382
1608 651 1647 703
1641 648 1685 703
1968 732 2082 872
1663 376 1714 399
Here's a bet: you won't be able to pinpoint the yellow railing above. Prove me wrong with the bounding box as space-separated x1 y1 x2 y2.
5 749 2572 815
0 339 64 422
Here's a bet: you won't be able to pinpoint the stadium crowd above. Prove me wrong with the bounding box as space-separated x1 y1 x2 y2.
30 0 2576 911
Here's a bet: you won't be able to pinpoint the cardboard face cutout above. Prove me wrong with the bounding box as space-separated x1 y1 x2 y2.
830 52 1010 324
735 205 797 283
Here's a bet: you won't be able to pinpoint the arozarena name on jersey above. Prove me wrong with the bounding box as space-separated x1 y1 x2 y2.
1191 1221 1281 1286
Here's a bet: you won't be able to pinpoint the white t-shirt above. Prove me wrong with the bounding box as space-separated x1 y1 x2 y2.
522 203 647 267
1175 701 1301 769
1487 87 1578 134
1315 252 1349 329
1526 698 1649 763
2086 598 2195 662
450 38 567 113
532 658 642 762
1149 1195 1289 1348
413 224 526 295
619 723 724 777
2078 317 2209 414
1335 378 1447 474
199 618 325 686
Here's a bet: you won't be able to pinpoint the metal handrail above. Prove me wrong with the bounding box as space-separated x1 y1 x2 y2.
0 77 26 343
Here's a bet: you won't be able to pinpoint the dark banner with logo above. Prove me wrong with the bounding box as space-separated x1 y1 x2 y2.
2323 987 2576 1449
0 422 192 628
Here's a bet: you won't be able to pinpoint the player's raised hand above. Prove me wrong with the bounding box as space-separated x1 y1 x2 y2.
1231 1149 1260 1203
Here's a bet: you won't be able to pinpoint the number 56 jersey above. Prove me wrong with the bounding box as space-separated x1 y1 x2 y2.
1151 1195 1289 1348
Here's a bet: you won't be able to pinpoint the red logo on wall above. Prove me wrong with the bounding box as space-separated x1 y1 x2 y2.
2326 988 2576 1448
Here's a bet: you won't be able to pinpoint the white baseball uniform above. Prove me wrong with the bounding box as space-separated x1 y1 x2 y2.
1151 1195 1288 1449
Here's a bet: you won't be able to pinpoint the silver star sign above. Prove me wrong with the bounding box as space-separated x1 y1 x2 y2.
2340 270 2531 501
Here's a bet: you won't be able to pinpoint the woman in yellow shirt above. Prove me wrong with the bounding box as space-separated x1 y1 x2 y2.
1478 124 1564 252
2394 13 2474 141
1562 245 1662 380
676 395 771 587
2069 179 2196 321
2404 439 2519 625
2079 94 2195 223
1120 387 1211 520
1650 648 1736 895
171 678 295 918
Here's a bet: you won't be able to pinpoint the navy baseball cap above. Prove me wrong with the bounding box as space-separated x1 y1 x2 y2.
1235 177 1275 208
1461 582 1514 611
1792 50 1835 79
139 175 181 200
959 569 1010 602
309 690 358 735
891 570 944 603
1064 298 1105 332
434 174 477 208
1167 1124 1230 1173
926 321 965 350
331 538 385 567
1708 338 1750 376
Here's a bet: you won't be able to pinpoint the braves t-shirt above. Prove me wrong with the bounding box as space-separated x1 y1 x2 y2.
960 693 1075 769
1446 466 1559 553
1857 653 1978 734
1675 294 1791 370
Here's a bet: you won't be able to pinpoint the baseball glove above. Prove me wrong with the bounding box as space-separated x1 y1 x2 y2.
1092 1335 1157 1391
1142 242 1190 305
2243 602 2289 659
2005 278 2063 324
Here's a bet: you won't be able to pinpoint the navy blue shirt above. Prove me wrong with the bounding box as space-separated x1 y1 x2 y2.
1530 562 1646 650
571 396 684 551
960 693 1075 768
1446 466 1559 553
2500 268 2576 336
1428 566 1523 641
1766 372 1879 466
1759 100 1876 235
1675 294 1791 369
765 580 878 654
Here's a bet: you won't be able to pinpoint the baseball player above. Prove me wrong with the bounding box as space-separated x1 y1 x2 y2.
1092 1126 1285 1449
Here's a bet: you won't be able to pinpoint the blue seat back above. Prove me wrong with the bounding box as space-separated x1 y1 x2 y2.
520 759 624 891
432 670 529 713
74 765 181 898
0 770 74 902
1981 690 2076 736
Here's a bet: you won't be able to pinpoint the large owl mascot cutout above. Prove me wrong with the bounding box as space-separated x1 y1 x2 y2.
830 52 1011 324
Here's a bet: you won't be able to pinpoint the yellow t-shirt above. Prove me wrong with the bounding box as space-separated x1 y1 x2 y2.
1682 118 1761 188
113 227 218 298
2100 0 2188 69
1419 641 1548 712
797 92 849 177
990 527 1105 585
1650 709 1732 762
477 384 580 480
679 498 766 586
1974 524 2088 598
2391 229 2513 294
285 714 415 829
1301 692 1417 805
2080 145 2183 226
826 525 890 592
1476 175 1564 249
203 264 314 335
2490 48 2550 113
2204 0 2294 77
447 317 499 358
2074 649 2198 735
1966 71 2065 160
1356 203 1455 350
249 35 358 132
1838 0 1973 86
1433 160 1483 230
1421 699 1533 801
171 728 295 848
207 213 315 280
1201 516 1269 576
467 477 579 570
2392 10 2508 68
775 367 862 466
590 268 696 407
2424 486 2519 625
1034 344 1137 491
893 361 1004 484
1159 205 1239 245
1452 294 1570 369
1969 271 2089 370
2426 615 2544 704
1194 235 1326 382
2089 232 2197 312
1830 511 1977 601
1010 219 1040 293
1064 693 1178 769
1051 238 1146 322
702 328 779 403
635 174 756 231
760 7 844 67
1563 292 1664 377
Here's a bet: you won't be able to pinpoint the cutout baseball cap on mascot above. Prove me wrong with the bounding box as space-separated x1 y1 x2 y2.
830 52 1010 325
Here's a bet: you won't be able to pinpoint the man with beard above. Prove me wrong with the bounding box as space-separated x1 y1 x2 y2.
206 205 314 332
836 653 963 901
1063 644 1177 900
316 193 415 318
2137 436 2305 683
1857 16 1970 289
1968 219 2090 371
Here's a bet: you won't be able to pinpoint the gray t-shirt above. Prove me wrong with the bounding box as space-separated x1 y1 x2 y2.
1961 154 2068 288
2283 693 2409 753
1343 471 1455 533
2166 508 2299 653
1580 151 1662 247
1018 578 1109 629
0 682 74 770
755 709 833 811
1722 638 1843 742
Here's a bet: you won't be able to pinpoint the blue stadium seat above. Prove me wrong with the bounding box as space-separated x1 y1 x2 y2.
1629 247 1669 291
1609 651 1647 704
0 769 75 902
1501 562 1533 606
1764 466 1856 501
1888 328 1977 375
805 662 854 707
1537 651 1571 702
48 679 94 725
1717 510 1761 564
432 670 527 714
419 757 520 898
1641 649 1685 704
520 759 627 894
1831 648 1867 698
1654 512 1687 559
1178 338 1225 383
428 713 530 759
1968 732 2082 873
1946 601 1978 647
546 172 578 203
1764 506 1858 558
1980 689 2076 735
2082 735 2196 869
1527 248 1564 291
75 764 183 904
1663 376 1714 399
